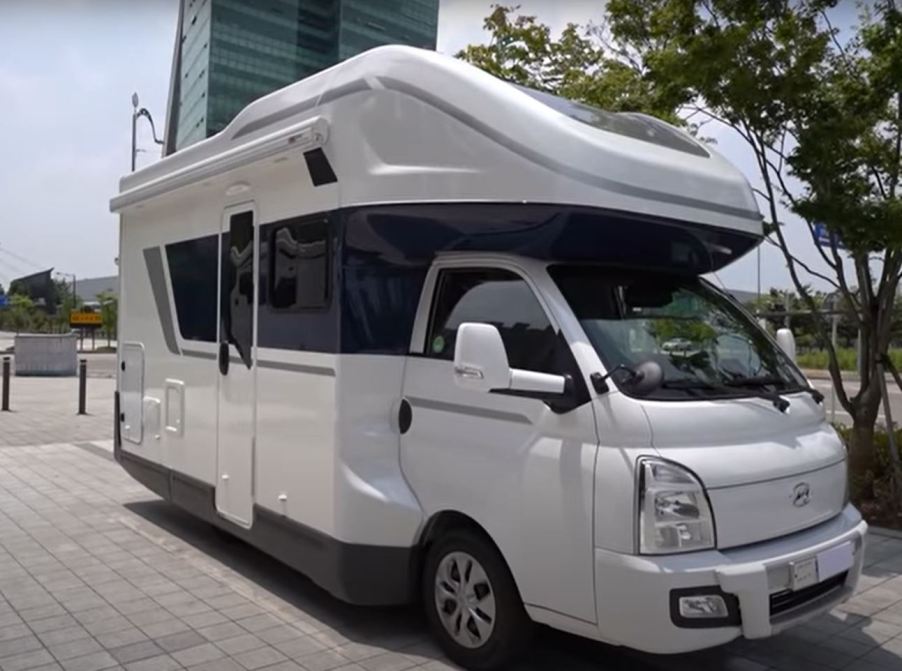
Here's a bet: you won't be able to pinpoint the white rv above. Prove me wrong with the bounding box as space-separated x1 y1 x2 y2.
111 46 866 669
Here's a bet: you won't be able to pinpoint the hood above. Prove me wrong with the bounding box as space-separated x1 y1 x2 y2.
639 392 847 549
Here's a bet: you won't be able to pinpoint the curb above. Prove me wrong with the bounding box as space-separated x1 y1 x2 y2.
801 369 859 382
870 526 902 540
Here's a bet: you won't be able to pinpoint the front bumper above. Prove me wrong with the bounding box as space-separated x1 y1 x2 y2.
594 505 867 654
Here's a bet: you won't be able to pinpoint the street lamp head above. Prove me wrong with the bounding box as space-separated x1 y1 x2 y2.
131 92 139 109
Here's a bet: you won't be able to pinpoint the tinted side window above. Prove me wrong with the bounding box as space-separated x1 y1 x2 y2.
268 217 329 310
166 234 218 342
427 269 558 373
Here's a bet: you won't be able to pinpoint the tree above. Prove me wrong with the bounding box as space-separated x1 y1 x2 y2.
97 290 117 347
53 280 80 334
456 5 689 125
8 294 34 334
460 2 902 484
604 0 901 484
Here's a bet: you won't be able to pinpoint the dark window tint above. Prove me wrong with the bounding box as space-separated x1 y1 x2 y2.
514 85 709 158
427 269 558 373
269 217 329 310
223 210 254 368
166 235 218 342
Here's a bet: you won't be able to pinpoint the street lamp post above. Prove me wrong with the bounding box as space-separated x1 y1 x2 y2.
131 93 165 172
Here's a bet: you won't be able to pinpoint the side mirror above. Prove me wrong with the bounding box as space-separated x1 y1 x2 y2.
624 360 664 397
452 323 511 393
776 328 797 363
453 323 568 396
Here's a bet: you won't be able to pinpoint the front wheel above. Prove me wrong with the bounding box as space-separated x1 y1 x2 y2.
423 530 532 670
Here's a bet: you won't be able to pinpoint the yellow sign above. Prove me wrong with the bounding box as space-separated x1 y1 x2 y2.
70 311 102 327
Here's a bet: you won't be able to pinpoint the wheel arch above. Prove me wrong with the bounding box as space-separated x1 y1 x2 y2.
412 510 523 601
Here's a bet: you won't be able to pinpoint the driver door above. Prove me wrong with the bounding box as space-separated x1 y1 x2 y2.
399 262 599 623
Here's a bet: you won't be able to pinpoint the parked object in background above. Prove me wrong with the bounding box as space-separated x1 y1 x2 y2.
777 328 797 363
13 333 77 376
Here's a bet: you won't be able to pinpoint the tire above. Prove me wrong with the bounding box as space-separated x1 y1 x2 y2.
422 529 533 670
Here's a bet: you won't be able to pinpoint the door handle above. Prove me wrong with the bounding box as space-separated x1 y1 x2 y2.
218 341 229 375
398 398 412 434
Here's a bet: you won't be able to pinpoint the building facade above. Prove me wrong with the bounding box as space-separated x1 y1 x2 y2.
164 0 439 152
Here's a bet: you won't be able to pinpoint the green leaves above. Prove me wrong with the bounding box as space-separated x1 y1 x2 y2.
457 1 902 461
456 4 685 125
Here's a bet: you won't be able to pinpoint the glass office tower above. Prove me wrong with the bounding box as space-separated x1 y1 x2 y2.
165 0 439 152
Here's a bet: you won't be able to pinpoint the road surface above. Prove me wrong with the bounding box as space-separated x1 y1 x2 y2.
809 375 902 428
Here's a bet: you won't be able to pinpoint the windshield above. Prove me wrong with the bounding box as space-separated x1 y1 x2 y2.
550 266 807 400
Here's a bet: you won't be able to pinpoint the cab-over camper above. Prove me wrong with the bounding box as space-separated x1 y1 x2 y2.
111 46 866 670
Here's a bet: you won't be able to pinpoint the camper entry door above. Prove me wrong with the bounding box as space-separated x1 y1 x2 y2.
216 204 257 527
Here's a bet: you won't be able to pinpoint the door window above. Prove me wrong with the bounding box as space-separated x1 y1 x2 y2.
268 217 329 310
427 269 558 374
223 210 254 368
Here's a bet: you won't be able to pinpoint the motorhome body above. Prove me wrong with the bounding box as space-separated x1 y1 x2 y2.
111 45 866 669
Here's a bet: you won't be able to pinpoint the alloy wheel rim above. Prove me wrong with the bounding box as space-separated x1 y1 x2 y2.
434 551 496 648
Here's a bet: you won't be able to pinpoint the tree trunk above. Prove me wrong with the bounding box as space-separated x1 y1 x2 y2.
848 419 876 484
847 390 883 499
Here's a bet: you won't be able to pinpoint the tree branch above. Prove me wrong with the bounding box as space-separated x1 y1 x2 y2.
820 9 852 69
761 236 841 290
757 138 864 320
743 122 855 412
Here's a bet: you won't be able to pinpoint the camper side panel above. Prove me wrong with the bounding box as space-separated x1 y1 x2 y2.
118 191 220 488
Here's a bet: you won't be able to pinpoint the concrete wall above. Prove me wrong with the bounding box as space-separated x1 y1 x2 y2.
14 334 77 376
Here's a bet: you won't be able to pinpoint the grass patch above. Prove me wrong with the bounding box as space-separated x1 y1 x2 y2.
797 347 902 371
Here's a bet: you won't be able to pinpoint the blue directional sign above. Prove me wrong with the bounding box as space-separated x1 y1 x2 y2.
813 222 845 250
0 294 7 308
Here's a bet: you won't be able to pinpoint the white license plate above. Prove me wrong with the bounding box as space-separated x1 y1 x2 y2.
789 542 855 591
790 557 818 590
817 541 854 581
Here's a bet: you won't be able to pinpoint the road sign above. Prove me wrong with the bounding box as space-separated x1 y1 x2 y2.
69 310 102 328
813 222 845 249
0 295 7 308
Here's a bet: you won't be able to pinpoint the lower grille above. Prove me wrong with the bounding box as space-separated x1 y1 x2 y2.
770 572 848 618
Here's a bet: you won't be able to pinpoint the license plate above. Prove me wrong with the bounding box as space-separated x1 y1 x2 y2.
790 557 818 590
817 541 854 581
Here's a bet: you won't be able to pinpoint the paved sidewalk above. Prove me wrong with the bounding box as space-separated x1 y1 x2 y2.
0 442 901 670
0 378 113 446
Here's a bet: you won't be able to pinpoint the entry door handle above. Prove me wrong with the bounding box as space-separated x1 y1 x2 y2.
218 342 230 376
398 398 412 434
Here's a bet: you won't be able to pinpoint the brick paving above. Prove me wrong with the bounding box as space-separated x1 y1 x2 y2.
0 439 900 670
0 378 113 447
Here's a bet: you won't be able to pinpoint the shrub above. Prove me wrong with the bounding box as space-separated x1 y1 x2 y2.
797 348 902 372
835 424 902 527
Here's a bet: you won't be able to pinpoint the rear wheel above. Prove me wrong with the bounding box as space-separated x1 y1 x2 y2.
423 530 532 670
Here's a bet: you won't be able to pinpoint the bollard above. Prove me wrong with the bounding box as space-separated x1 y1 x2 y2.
77 358 87 415
2 356 9 412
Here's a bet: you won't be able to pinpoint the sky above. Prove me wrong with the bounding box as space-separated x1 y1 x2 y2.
0 0 863 294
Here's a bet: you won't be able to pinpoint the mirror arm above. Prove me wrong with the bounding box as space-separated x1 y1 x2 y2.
491 375 577 413
591 365 637 394
590 372 610 394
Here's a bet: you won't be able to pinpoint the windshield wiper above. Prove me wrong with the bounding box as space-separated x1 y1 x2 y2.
722 374 825 405
662 379 791 413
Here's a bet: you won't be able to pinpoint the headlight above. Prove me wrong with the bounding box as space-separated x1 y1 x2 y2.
637 458 715 554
